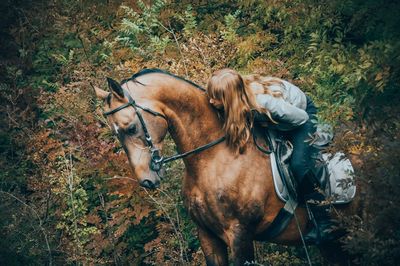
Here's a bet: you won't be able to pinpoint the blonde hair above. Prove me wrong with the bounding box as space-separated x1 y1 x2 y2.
207 69 284 154
243 74 284 98
207 69 281 154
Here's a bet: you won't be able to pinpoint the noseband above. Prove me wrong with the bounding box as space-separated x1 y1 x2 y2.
103 87 226 173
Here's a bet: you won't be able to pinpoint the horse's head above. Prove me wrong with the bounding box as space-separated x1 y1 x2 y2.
95 77 168 189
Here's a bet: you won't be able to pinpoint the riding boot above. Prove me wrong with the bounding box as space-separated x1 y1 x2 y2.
303 192 344 245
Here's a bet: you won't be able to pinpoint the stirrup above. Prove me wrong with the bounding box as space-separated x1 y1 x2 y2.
304 201 344 245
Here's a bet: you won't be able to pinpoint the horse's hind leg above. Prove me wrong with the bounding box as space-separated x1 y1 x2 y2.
198 227 228 266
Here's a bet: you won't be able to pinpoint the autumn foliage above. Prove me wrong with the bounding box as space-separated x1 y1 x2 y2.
0 0 399 265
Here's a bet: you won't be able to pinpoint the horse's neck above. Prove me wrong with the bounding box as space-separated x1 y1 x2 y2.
130 74 223 153
158 80 223 153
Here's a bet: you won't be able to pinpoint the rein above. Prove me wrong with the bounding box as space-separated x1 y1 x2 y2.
103 88 226 172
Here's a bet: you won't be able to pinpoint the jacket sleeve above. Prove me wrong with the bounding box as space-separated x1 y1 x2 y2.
256 94 309 130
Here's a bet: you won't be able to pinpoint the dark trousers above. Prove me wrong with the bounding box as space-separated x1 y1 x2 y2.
283 97 318 195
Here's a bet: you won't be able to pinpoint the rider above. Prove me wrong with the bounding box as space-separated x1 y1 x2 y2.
206 68 338 244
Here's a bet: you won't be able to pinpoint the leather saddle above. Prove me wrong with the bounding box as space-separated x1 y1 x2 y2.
253 110 355 204
260 128 356 205
265 129 329 203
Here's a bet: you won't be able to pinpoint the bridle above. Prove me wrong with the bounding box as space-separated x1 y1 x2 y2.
103 87 226 173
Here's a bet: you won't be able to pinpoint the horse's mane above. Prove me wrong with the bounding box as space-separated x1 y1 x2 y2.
121 68 205 91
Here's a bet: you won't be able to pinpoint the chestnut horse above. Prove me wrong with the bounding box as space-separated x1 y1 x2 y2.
94 69 353 265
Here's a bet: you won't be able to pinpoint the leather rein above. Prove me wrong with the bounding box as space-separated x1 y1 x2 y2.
103 88 226 172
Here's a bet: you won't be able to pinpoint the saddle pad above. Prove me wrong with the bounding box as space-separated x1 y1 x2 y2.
270 152 291 202
271 152 356 204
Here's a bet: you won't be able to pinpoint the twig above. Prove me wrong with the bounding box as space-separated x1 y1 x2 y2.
192 40 210 70
77 33 97 91
158 22 189 78
158 189 183 232
105 176 138 183
14 7 41 34
143 188 189 264
98 192 121 265
0 190 53 266
44 188 51 222
64 153 84 258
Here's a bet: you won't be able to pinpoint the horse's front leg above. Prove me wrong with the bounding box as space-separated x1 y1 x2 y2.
229 226 255 265
198 227 228 266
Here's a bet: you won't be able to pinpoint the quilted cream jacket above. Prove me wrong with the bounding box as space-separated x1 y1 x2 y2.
250 78 309 131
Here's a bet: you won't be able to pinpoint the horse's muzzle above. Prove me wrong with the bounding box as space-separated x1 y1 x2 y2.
140 179 160 189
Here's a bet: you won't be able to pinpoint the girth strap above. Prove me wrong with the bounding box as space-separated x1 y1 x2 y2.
255 197 298 240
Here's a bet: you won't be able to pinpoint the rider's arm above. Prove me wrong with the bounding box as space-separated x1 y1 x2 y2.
256 93 309 130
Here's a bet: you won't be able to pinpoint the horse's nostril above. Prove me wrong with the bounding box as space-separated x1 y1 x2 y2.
141 179 153 189
141 179 158 189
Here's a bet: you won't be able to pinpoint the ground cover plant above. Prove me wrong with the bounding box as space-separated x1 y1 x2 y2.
0 0 399 265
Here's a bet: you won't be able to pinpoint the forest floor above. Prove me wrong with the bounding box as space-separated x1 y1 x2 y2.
1 0 399 265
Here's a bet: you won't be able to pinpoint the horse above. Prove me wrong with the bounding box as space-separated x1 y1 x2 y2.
94 69 358 265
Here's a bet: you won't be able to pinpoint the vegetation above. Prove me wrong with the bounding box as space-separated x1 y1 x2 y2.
0 0 399 265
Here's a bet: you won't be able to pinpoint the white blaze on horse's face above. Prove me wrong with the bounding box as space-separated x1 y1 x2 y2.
112 123 119 135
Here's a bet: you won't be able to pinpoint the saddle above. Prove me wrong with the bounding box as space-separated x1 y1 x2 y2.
266 126 356 205
253 121 356 240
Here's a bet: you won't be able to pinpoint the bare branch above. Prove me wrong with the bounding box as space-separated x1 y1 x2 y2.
0 190 53 265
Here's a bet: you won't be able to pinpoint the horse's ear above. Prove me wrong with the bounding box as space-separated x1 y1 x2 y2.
94 86 109 100
107 77 124 99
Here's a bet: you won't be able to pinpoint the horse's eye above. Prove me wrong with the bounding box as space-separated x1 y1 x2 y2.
126 124 137 135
